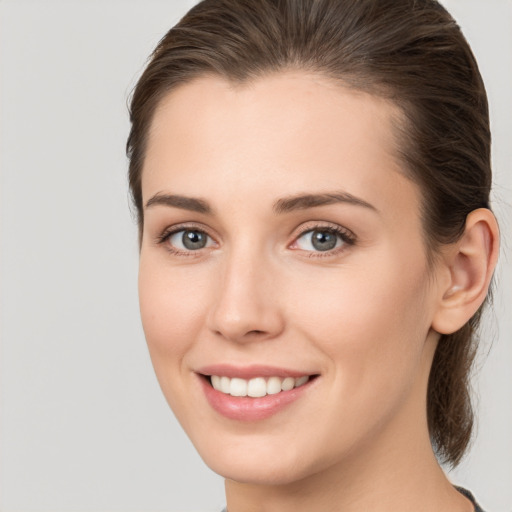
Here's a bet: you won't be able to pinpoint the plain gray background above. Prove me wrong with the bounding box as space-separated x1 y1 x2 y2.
0 1 511 511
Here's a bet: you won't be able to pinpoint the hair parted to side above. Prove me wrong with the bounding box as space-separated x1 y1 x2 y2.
127 0 492 467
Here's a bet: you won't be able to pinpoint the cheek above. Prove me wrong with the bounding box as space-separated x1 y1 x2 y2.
138 256 209 368
137 255 219 427
286 253 432 392
290 256 429 336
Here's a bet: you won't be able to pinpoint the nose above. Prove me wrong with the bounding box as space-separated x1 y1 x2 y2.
206 250 285 343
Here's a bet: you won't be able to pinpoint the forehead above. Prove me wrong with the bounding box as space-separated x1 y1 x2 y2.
142 72 418 219
145 72 403 165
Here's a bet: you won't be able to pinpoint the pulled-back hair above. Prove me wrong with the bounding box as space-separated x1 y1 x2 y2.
126 0 492 467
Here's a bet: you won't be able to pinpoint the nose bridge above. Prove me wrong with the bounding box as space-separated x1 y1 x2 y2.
207 238 283 342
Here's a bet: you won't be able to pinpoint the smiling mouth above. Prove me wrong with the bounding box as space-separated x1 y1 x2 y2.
207 375 314 397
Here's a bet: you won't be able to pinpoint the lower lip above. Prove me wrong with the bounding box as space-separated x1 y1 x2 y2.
200 376 315 421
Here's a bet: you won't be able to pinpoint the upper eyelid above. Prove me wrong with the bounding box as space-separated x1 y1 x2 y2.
158 222 216 238
291 221 356 239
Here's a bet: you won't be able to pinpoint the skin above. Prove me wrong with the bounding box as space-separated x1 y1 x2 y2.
138 72 493 512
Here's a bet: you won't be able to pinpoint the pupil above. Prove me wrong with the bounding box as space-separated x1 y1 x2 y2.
312 230 337 251
182 230 206 250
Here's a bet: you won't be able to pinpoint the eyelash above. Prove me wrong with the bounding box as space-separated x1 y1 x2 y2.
155 222 356 258
155 223 216 258
292 223 356 258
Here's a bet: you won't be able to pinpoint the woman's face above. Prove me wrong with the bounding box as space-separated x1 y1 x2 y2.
139 72 443 484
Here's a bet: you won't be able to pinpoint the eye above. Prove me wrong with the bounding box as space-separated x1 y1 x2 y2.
164 228 215 252
293 227 354 253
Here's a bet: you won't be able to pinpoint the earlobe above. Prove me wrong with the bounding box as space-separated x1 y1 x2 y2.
432 208 499 335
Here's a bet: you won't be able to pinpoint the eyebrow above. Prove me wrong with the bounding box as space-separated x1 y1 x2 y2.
145 193 212 214
273 192 378 214
144 190 377 216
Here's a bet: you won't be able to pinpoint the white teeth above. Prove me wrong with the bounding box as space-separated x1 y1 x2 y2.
211 375 221 390
295 375 309 387
230 378 247 396
247 377 266 397
281 377 295 391
210 375 311 397
266 376 282 395
220 376 230 394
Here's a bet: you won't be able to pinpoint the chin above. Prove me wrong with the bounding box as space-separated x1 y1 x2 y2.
207 458 310 486
192 432 328 486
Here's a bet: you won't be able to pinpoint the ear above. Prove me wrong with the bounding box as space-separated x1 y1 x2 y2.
432 208 499 335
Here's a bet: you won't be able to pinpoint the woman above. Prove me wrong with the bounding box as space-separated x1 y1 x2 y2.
126 1 499 510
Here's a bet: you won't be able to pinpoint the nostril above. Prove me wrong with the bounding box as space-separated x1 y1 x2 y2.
208 302 285 343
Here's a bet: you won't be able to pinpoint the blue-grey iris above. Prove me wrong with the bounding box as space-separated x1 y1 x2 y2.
182 230 207 250
311 230 338 251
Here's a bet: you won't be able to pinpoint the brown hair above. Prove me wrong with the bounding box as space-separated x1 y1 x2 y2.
126 0 492 467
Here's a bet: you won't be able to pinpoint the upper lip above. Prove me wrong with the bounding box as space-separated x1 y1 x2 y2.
196 364 316 379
